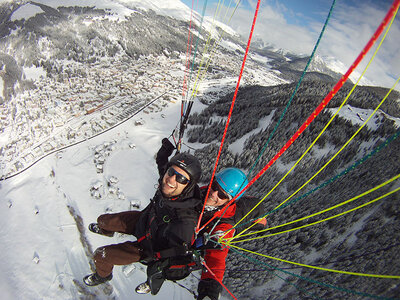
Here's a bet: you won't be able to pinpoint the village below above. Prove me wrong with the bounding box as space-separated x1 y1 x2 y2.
0 5 285 179
1 53 194 177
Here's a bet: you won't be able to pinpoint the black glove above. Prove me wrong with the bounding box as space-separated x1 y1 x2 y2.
194 235 222 250
156 138 177 176
146 260 169 295
161 138 175 156
197 278 222 300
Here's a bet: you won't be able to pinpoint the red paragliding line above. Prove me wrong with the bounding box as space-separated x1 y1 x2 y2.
196 0 261 233
197 0 400 234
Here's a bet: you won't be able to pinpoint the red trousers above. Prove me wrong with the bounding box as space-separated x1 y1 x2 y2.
93 211 143 278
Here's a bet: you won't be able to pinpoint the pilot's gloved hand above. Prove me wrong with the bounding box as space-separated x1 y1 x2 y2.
161 138 176 156
197 278 222 300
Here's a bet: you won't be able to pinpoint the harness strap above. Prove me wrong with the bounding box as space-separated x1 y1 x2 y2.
154 244 191 260
137 232 151 243
169 261 197 269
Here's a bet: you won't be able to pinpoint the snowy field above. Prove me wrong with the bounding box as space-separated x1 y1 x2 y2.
0 99 219 300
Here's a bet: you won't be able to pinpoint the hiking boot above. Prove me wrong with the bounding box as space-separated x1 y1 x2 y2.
83 273 112 286
88 223 114 237
135 282 151 294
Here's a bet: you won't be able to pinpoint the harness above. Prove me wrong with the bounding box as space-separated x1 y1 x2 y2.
153 243 192 260
136 192 202 268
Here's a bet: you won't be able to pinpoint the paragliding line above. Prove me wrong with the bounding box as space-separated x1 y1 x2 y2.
231 177 400 243
196 0 261 234
247 0 337 178
199 0 400 236
202 260 238 300
228 243 400 279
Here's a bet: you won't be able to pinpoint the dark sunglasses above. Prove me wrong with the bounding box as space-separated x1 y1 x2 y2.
211 180 232 200
167 167 190 185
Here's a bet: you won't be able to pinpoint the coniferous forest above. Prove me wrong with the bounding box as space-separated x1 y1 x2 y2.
187 81 400 299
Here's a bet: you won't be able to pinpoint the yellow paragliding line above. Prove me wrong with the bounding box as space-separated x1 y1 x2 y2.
229 11 400 240
229 72 400 242
186 0 225 100
226 244 400 279
226 174 400 243
190 0 242 99
271 23 399 215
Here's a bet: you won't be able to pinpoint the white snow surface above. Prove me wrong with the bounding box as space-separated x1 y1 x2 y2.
0 76 4 98
23 65 46 81
10 3 44 21
117 0 192 20
0 100 217 299
229 111 276 155
328 104 400 130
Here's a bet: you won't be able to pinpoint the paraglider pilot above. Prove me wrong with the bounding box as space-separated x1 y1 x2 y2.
83 138 202 295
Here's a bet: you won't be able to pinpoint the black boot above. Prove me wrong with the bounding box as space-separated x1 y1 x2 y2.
83 273 112 286
88 223 114 237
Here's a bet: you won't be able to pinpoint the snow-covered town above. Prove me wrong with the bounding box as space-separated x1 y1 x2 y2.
0 41 286 179
0 52 189 178
0 0 292 180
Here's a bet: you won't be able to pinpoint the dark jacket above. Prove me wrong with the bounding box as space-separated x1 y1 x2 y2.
134 140 202 295
134 189 201 256
134 139 202 258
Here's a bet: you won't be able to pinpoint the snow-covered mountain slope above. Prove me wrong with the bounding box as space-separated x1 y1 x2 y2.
8 0 192 22
0 99 208 300
187 82 400 299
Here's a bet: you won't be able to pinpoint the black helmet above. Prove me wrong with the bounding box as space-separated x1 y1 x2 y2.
168 152 202 183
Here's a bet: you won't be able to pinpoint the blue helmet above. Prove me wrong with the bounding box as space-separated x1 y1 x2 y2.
215 168 249 200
